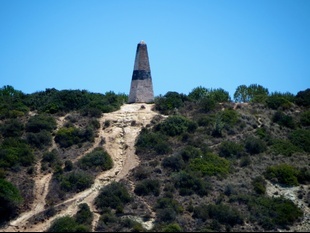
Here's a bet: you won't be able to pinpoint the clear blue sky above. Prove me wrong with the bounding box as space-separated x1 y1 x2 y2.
1 0 309 98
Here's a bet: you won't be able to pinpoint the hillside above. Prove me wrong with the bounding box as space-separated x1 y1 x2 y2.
0 85 309 232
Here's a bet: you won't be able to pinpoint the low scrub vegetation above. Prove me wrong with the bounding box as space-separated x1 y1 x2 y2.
77 147 113 172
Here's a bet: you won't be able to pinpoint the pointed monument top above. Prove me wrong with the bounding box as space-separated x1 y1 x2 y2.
139 40 146 44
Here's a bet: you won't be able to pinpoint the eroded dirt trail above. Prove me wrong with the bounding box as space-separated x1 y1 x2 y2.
2 103 158 232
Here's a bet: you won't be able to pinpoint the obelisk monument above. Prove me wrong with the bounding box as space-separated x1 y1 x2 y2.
128 41 154 103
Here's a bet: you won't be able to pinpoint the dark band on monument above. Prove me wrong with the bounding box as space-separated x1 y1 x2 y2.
132 70 151 80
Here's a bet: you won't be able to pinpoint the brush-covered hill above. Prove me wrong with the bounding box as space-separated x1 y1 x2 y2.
0 85 309 232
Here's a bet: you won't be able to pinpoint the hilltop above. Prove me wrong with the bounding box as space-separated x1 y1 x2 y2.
0 85 309 232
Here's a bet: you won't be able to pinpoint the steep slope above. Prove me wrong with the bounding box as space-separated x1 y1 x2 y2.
2 103 159 232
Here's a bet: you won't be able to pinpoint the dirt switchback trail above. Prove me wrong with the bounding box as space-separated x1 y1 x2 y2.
2 103 159 232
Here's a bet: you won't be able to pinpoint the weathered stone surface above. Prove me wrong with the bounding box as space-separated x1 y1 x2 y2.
128 41 154 103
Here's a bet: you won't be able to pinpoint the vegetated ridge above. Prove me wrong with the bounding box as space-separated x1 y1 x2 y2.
0 85 309 232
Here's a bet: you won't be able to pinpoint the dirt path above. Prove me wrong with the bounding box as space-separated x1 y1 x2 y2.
2 103 159 232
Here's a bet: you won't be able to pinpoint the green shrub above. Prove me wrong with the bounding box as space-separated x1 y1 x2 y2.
26 89 126 114
180 146 203 162
218 109 239 127
78 147 113 172
245 136 267 155
189 153 230 177
211 115 225 137
55 127 80 148
271 139 302 156
173 171 209 196
95 182 132 211
207 204 244 226
219 141 244 158
155 91 188 114
197 115 215 127
247 196 303 230
26 130 52 149
47 216 90 232
42 150 62 171
266 92 294 110
252 176 266 195
55 126 94 148
157 208 177 223
189 86 230 103
156 115 197 136
134 179 160 196
26 114 56 133
297 167 310 184
289 129 310 152
59 171 93 192
199 95 217 113
155 198 183 214
0 138 34 168
272 111 295 129
162 155 185 172
162 223 183 232
193 203 209 221
264 164 299 186
75 203 93 226
0 119 24 137
64 160 74 172
135 128 171 155
295 88 310 107
300 110 310 126
0 85 29 119
0 178 23 223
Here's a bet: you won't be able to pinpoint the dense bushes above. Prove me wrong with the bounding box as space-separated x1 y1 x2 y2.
193 203 243 227
0 119 24 138
245 136 267 155
55 126 94 148
48 203 93 232
289 129 310 152
95 182 132 212
245 196 302 229
271 140 302 156
162 155 185 172
300 110 310 126
26 130 52 149
41 150 62 172
272 111 295 129
173 171 210 196
0 85 29 119
75 203 93 226
155 198 183 223
47 215 90 232
25 88 127 114
0 138 34 168
0 178 23 223
219 141 244 158
252 176 266 195
189 153 230 177
26 114 56 133
266 92 294 110
264 164 301 186
77 147 113 172
295 88 310 107
59 170 93 192
155 115 197 136
134 179 160 196
155 92 188 115
135 128 171 156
